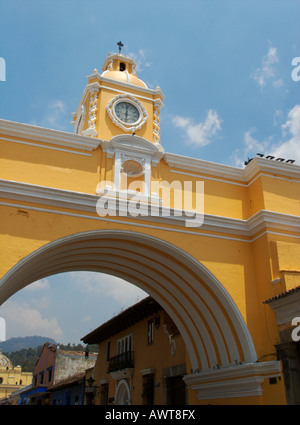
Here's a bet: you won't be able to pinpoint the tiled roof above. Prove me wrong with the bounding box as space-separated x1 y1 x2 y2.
81 296 162 344
47 372 85 391
263 286 300 304
58 350 97 357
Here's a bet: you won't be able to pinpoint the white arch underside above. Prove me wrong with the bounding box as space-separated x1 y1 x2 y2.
0 230 257 371
115 379 131 405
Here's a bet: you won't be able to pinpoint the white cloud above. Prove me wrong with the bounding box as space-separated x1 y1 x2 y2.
231 128 271 167
253 46 280 88
243 128 270 156
127 48 152 73
23 278 50 292
45 100 67 128
172 109 222 147
281 104 300 138
271 104 300 162
30 100 68 131
1 300 63 341
233 104 300 167
70 272 148 306
273 78 284 88
82 315 92 323
273 110 284 127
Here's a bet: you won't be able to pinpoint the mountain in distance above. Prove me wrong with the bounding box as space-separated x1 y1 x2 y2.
0 336 56 353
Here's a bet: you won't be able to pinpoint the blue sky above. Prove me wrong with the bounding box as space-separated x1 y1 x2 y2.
0 0 299 344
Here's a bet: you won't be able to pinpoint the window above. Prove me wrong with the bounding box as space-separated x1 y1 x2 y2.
47 368 53 383
119 62 126 71
117 334 132 354
0 377 3 384
148 320 154 344
142 374 154 405
40 372 44 385
106 341 110 361
108 334 134 373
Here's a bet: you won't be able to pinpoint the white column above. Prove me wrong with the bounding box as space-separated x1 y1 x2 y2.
144 158 151 198
113 152 122 192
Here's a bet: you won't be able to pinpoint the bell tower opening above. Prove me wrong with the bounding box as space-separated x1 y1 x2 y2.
119 62 126 72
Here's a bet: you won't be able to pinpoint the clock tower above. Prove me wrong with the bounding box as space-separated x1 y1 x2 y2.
72 47 165 200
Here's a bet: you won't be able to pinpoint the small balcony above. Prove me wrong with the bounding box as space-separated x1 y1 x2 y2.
108 351 134 373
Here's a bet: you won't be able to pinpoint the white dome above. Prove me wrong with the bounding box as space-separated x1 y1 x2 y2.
0 350 13 368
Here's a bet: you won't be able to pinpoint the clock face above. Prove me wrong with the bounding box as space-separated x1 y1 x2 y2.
115 102 140 124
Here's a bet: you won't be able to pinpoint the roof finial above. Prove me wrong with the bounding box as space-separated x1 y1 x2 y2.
117 41 124 54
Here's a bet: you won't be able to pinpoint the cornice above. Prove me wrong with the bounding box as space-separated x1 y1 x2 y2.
165 153 300 184
0 179 299 239
244 157 300 180
165 152 246 181
264 290 300 325
101 134 165 164
0 119 101 152
247 210 300 235
0 179 98 213
183 361 281 399
86 70 164 99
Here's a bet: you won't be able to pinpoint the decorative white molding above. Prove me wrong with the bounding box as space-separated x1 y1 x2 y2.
244 157 300 181
106 94 148 133
110 368 134 381
166 154 300 184
73 104 86 135
101 135 165 198
87 81 101 95
247 210 300 235
96 188 162 207
165 152 246 181
0 119 101 151
86 68 165 100
0 136 93 157
101 52 137 74
0 179 299 239
140 368 155 376
82 84 100 138
153 104 161 144
101 134 165 165
114 378 132 405
183 361 281 400
82 127 97 138
101 135 164 198
266 291 300 325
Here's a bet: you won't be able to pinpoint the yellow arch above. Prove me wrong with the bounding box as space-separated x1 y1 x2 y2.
0 229 257 372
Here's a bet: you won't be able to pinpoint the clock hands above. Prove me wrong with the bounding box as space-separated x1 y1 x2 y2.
115 102 139 123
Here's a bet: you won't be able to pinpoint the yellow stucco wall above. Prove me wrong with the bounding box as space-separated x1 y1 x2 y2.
0 365 32 400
